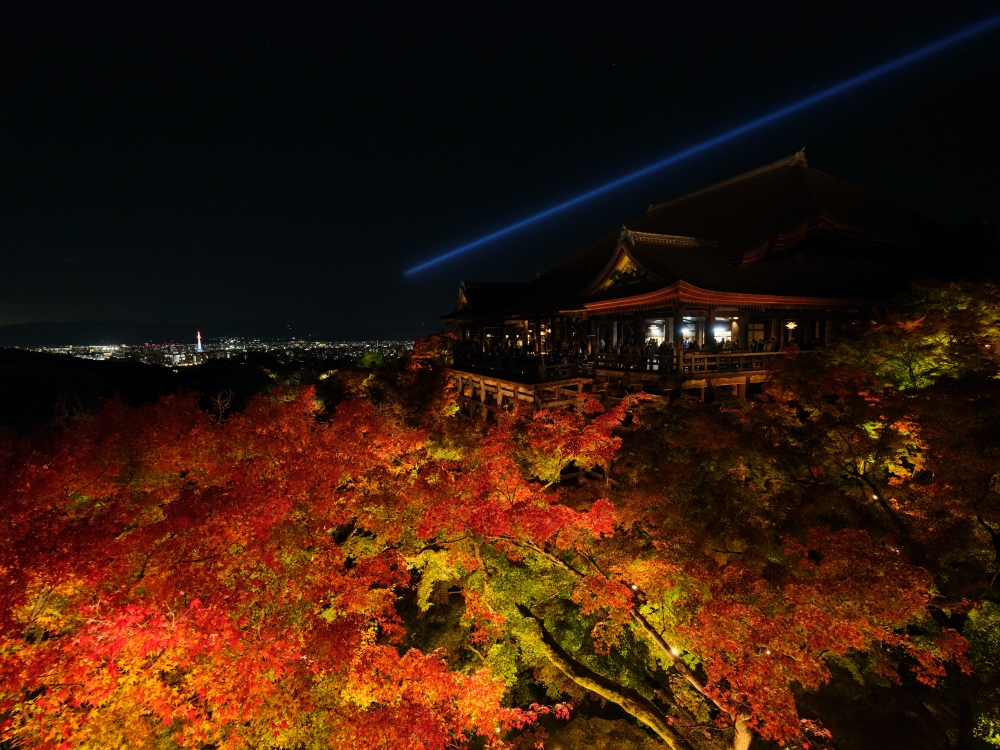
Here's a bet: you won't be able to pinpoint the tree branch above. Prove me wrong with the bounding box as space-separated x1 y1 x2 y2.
518 606 694 750
525 540 751 745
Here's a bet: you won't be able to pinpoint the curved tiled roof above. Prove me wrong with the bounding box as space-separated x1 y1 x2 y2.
443 153 997 319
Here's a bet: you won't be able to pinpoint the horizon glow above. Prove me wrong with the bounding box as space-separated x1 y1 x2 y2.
405 12 1000 276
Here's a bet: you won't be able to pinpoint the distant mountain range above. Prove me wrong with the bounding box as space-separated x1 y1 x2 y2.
0 321 337 347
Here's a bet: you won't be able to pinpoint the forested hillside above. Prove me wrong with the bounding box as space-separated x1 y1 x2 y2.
2 282 999 750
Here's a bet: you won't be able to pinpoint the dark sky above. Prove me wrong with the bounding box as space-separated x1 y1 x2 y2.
2 2 999 340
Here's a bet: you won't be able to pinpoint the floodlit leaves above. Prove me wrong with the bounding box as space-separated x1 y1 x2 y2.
2 284 997 749
0 388 530 749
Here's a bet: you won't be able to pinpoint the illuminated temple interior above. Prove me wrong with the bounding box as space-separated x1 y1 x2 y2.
442 151 998 412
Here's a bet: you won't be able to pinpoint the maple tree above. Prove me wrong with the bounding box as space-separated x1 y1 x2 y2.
406 396 968 750
2 282 998 749
0 390 536 749
600 281 1000 747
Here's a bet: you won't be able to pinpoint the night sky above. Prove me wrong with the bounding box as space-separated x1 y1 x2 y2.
2 2 999 340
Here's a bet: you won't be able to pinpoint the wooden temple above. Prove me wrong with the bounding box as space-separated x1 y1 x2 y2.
441 151 998 418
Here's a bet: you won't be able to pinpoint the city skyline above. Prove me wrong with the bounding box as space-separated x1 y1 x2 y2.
20 334 413 369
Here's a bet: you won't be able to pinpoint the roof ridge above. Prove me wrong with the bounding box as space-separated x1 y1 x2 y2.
622 227 720 248
646 148 807 214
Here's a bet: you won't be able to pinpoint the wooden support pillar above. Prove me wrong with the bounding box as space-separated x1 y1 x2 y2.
738 310 750 349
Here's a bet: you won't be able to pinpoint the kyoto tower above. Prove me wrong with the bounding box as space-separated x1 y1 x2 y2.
196 331 203 352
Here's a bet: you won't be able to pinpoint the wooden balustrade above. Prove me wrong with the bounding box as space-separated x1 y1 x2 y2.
452 346 815 383
679 349 817 373
594 349 814 374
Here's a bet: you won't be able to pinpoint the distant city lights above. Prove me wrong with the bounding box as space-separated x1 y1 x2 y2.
21 336 414 368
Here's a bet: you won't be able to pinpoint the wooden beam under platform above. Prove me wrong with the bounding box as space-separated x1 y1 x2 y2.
452 368 592 421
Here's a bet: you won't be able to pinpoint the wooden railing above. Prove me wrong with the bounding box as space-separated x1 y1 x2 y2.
594 349 814 374
453 346 815 383
677 350 800 374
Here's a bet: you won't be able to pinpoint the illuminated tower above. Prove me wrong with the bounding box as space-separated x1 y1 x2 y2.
196 331 203 352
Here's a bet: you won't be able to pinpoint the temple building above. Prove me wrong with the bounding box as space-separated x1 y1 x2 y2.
442 151 997 416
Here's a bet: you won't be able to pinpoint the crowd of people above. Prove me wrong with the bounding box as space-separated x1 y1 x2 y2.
597 335 756 355
454 339 590 375
456 334 825 375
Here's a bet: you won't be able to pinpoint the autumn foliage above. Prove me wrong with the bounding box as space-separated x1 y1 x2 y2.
2 282 1000 749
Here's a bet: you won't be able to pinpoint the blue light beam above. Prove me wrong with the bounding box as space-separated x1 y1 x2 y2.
405 13 1000 276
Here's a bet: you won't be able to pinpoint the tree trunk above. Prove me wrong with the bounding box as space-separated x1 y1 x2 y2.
631 610 754 750
733 715 753 750
520 608 694 750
